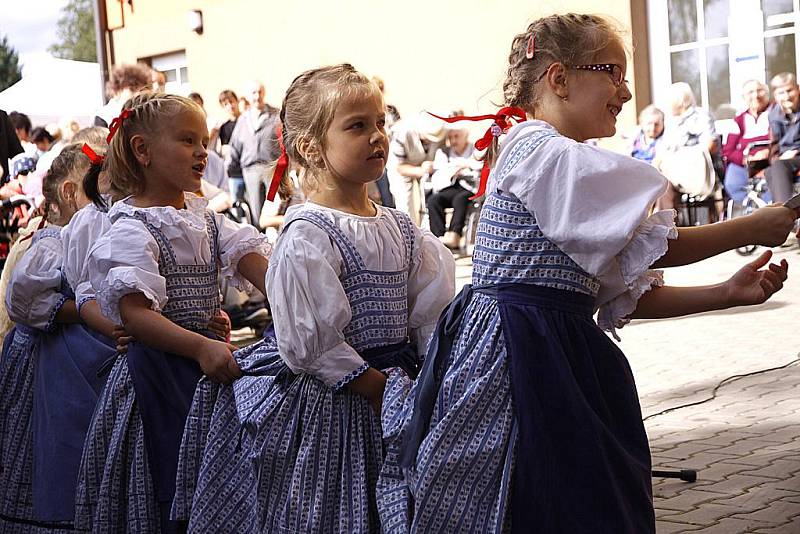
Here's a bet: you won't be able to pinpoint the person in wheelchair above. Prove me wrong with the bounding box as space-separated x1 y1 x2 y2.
425 123 482 250
723 80 772 205
765 72 800 203
654 82 718 211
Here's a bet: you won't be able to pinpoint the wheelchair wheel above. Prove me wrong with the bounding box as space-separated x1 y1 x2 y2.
735 197 760 256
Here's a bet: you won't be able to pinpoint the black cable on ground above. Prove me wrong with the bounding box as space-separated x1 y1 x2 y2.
643 354 800 422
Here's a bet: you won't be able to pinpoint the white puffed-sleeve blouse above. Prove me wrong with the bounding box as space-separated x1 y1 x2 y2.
6 226 69 332
88 193 272 324
61 199 112 311
493 120 678 338
266 202 455 388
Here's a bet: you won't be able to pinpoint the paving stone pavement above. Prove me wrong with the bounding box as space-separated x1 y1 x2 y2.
455 243 800 533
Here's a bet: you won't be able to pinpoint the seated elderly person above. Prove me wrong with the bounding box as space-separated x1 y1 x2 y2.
425 124 482 250
630 105 665 164
655 82 718 210
765 72 800 203
387 112 446 225
722 79 771 204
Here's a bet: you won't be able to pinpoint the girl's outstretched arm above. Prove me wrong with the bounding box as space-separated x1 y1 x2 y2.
652 206 796 268
119 292 241 384
632 250 787 319
236 253 268 296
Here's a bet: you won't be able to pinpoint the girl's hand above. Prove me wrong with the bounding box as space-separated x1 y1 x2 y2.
346 368 387 416
725 250 788 307
747 205 797 247
113 325 134 353
207 311 232 341
196 339 241 385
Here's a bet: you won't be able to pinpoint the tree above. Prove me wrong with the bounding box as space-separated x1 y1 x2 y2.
0 35 22 92
48 0 97 62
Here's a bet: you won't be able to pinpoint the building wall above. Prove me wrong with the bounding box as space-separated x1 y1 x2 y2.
107 1 646 139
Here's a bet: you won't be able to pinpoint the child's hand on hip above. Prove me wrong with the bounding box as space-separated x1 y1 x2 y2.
747 205 797 246
196 339 242 385
724 250 788 307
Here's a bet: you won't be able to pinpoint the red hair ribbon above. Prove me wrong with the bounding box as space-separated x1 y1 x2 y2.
427 106 527 199
106 108 132 143
267 124 288 202
81 143 104 166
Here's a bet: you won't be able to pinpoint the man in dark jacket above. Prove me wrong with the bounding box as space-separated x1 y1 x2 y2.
766 72 800 203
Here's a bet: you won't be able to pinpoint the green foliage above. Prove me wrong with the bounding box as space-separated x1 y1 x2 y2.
48 0 97 62
0 35 22 92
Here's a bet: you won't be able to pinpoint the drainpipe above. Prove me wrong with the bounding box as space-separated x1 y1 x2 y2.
92 0 110 103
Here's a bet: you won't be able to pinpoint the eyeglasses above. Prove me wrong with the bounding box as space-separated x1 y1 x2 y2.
569 63 628 87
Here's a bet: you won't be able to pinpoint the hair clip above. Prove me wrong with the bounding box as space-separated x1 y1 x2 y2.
525 34 535 60
490 123 503 137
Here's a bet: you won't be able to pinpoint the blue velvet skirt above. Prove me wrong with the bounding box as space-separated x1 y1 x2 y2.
384 283 654 533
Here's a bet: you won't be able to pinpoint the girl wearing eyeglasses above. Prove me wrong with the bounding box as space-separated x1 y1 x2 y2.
379 13 798 534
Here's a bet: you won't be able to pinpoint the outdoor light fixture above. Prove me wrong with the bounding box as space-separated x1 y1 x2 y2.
188 9 203 35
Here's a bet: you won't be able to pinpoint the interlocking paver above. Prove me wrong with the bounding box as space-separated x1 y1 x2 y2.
452 246 800 532
688 517 774 533
617 247 800 533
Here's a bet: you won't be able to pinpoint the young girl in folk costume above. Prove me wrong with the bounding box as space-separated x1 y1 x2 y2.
73 93 271 533
0 143 118 532
382 14 797 534
177 64 454 533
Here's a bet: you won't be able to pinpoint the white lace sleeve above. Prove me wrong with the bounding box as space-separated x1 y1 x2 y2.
214 213 273 293
596 210 678 339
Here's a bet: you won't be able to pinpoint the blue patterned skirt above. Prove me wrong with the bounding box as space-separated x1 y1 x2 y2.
0 323 108 532
380 284 654 534
73 354 159 533
180 335 418 533
0 326 44 527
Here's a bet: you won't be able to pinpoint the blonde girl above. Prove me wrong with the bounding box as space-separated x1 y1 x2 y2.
74 93 271 533
383 13 796 534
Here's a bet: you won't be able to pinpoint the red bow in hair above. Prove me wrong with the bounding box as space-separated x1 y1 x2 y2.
267 124 288 202
81 143 104 166
427 106 527 199
106 109 132 143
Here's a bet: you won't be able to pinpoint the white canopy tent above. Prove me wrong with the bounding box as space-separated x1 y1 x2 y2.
0 54 104 128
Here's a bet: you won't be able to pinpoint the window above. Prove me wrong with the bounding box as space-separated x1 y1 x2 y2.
648 0 800 120
145 51 190 95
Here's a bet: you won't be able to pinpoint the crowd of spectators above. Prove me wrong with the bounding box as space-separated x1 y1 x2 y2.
6 63 800 258
628 73 800 221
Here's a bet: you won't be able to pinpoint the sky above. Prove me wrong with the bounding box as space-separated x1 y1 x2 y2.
0 0 70 67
